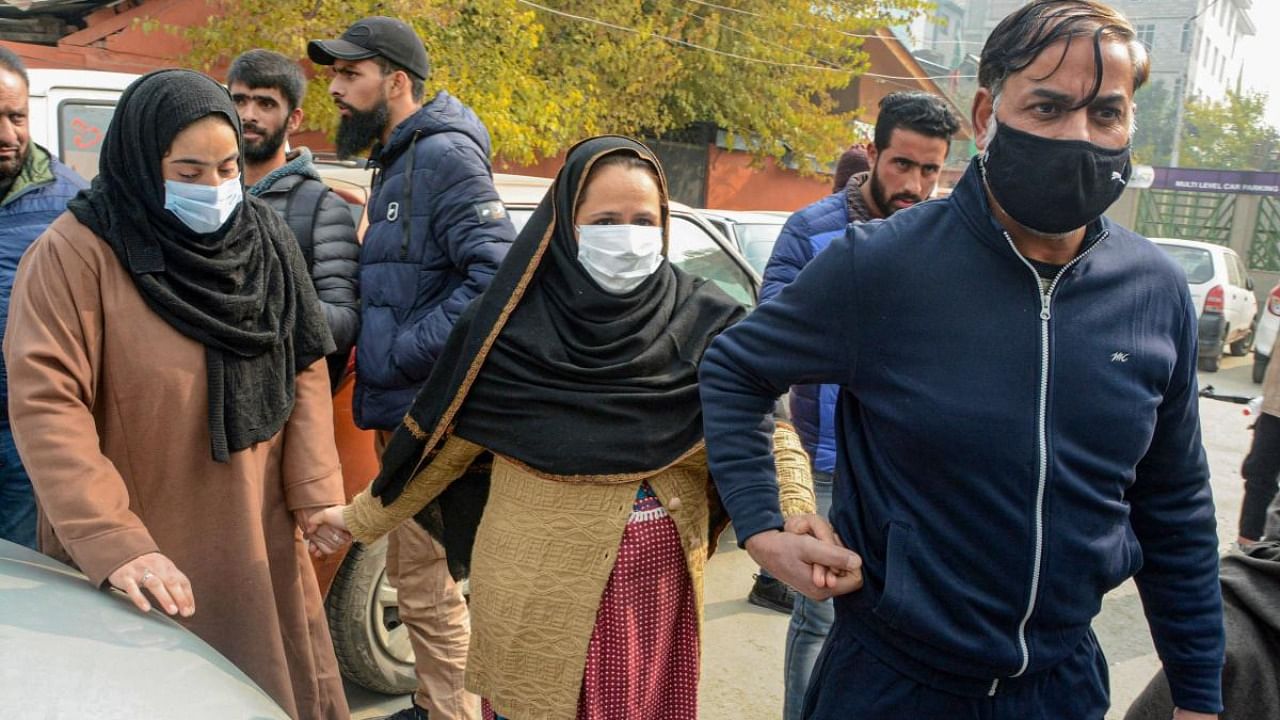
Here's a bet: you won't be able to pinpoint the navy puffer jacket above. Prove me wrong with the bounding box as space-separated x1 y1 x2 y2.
1 145 86 424
355 92 515 430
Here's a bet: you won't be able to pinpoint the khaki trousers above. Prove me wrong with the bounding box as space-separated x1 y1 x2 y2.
377 431 478 720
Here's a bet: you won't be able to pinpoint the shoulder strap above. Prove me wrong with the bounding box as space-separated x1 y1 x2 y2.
285 179 328 268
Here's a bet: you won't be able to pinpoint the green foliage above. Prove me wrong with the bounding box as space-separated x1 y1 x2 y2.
1180 90 1280 172
1132 80 1176 166
184 0 928 166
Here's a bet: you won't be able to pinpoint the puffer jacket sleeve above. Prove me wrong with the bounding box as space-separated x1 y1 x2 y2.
391 142 514 381
761 208 815 303
310 188 361 359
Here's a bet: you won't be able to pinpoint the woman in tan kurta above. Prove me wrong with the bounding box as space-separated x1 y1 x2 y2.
2 70 349 719
311 136 816 720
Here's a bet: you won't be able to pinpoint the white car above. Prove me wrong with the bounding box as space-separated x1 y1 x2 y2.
1251 282 1280 383
698 209 790 275
1153 238 1258 372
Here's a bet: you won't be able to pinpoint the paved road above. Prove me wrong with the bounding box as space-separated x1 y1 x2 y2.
350 354 1261 719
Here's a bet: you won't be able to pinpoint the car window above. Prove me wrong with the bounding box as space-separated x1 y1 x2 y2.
508 208 756 307
1225 252 1243 287
1156 244 1214 284
58 102 115 181
1232 255 1251 289
735 223 785 274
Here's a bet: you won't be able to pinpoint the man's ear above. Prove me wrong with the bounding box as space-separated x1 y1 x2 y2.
388 69 411 102
287 106 304 134
864 141 878 168
972 88 995 152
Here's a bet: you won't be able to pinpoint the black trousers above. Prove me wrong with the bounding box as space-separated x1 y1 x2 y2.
1239 412 1280 540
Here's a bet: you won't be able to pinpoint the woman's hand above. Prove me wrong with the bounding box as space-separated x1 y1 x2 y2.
107 552 195 617
302 506 352 558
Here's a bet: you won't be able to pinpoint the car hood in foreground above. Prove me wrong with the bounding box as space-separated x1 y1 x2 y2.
0 540 289 719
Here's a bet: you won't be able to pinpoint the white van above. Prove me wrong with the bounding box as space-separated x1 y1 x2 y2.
26 68 136 180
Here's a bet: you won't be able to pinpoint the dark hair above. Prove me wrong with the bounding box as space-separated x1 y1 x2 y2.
873 92 961 151
371 55 426 103
0 46 29 86
576 151 663 212
979 0 1150 107
227 49 307 112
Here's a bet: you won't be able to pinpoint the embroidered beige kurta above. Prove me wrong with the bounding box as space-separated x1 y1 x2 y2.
345 427 814 720
3 213 349 720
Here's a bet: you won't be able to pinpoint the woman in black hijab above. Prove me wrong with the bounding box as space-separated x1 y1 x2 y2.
5 69 349 719
310 135 814 720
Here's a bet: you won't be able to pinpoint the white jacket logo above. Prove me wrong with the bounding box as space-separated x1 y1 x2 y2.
1110 352 1130 363
387 201 400 222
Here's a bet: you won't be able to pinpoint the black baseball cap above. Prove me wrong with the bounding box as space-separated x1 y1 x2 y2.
308 16 430 81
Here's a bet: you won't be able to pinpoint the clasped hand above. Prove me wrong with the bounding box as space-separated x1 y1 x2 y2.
745 513 863 601
303 505 351 559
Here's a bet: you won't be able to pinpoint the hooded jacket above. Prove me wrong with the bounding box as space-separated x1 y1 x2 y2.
250 147 360 385
700 158 1225 713
354 91 515 430
0 144 86 423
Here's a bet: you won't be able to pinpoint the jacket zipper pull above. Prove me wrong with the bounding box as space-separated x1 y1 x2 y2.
1040 293 1051 321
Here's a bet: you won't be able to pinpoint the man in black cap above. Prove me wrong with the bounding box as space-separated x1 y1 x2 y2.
310 15 514 720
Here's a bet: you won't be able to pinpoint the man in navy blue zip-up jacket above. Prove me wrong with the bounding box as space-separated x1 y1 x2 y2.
700 2 1224 718
0 50 86 549
311 18 513 720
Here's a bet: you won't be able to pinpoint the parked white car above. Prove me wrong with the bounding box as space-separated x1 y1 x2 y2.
699 209 790 274
1153 238 1258 372
26 68 137 181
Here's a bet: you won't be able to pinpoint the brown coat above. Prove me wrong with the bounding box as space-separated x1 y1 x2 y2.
3 213 349 720
345 428 814 720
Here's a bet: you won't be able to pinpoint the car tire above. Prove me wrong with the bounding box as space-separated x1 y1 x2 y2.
1230 323 1254 357
1255 355 1269 384
1198 353 1221 373
324 538 416 695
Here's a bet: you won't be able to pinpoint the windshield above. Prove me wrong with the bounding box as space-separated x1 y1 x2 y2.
1156 244 1215 285
735 223 785 274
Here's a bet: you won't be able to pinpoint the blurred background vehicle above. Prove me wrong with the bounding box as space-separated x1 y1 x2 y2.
0 539 291 719
1153 237 1258 373
1251 281 1280 383
698 209 790 275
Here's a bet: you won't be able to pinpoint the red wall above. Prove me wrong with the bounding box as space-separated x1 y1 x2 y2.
705 146 831 211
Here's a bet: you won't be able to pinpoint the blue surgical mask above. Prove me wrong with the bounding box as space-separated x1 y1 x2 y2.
164 177 243 234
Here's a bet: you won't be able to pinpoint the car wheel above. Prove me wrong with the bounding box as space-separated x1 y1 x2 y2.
1255 354 1270 384
324 538 416 695
1198 353 1221 373
1230 323 1255 357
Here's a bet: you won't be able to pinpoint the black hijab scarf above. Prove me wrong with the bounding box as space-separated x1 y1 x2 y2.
67 69 333 462
372 136 744 575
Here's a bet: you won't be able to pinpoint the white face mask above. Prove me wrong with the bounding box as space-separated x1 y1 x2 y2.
163 176 243 234
575 224 664 294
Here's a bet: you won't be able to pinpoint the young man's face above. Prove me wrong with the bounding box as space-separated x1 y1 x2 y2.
0 68 30 186
229 83 298 164
327 58 392 158
865 128 949 217
975 36 1136 151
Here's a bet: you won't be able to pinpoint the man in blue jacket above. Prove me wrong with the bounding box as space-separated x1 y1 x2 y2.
0 48 86 550
311 17 514 720
763 90 960 720
700 2 1225 718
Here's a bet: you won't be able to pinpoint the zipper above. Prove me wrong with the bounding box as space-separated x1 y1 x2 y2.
997 228 1108 686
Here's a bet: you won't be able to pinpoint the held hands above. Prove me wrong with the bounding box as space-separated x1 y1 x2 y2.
745 513 863 601
1172 711 1218 720
301 506 352 559
107 552 195 617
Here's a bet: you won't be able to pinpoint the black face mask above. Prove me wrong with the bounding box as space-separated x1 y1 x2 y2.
981 121 1131 235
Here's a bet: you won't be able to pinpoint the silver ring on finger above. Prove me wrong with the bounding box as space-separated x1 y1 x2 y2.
139 569 155 584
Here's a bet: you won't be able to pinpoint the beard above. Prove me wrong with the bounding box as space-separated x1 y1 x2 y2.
0 140 28 192
336 97 391 159
869 161 923 218
242 122 288 164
